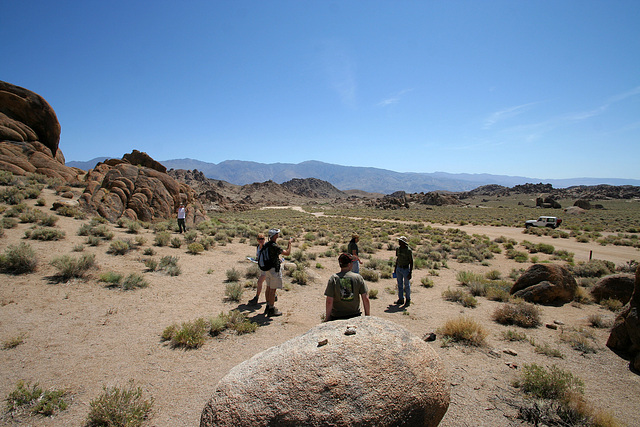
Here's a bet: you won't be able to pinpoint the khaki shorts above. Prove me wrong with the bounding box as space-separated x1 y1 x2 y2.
265 268 283 290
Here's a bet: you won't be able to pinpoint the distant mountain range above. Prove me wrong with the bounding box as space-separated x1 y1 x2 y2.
67 157 640 194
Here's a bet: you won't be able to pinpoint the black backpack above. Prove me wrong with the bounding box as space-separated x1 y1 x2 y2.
257 241 274 271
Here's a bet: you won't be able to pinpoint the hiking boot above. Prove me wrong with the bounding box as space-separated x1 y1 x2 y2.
267 307 282 317
395 298 404 305
404 298 411 306
248 296 259 305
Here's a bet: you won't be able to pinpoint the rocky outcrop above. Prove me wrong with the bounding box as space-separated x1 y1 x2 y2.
0 81 80 181
80 151 207 223
510 264 577 305
591 274 635 305
607 266 640 372
201 316 450 427
418 192 461 206
574 199 592 210
281 177 346 198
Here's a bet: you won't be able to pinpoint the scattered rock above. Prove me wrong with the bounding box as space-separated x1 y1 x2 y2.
423 332 437 342
511 264 577 305
553 320 564 325
546 323 558 330
607 266 640 372
317 339 328 347
488 349 501 358
503 349 518 356
591 273 635 305
200 317 450 427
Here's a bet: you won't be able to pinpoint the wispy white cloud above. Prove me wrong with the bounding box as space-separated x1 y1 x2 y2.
319 39 357 108
565 85 640 121
377 88 414 107
483 102 539 129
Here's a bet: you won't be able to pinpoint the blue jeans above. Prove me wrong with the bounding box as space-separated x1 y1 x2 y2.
351 259 360 274
396 267 411 300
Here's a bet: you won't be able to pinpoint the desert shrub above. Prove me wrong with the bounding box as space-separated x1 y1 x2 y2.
485 269 502 280
143 258 158 271
420 277 434 288
359 268 379 282
587 314 610 328
86 382 153 427
573 286 592 304
163 318 209 349
368 289 379 299
50 253 95 281
0 170 14 184
0 186 25 204
514 364 584 401
154 231 171 247
24 226 65 241
186 242 204 255
86 236 101 246
600 298 623 312
99 271 123 286
2 333 26 350
438 315 487 346
170 237 182 248
5 380 68 416
534 342 565 358
456 270 484 286
502 329 527 341
570 259 615 278
225 282 244 301
122 273 149 290
442 287 468 304
159 255 179 269
292 268 309 285
0 242 37 274
222 310 258 334
125 220 142 234
108 239 131 255
183 230 198 243
493 301 541 328
245 263 260 279
38 214 58 227
559 328 598 354
225 267 241 282
1 217 18 229
143 248 155 256
485 281 513 302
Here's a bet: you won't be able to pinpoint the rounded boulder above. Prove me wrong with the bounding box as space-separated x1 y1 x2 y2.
200 316 450 427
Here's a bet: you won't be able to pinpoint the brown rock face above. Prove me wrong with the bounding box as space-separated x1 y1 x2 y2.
510 264 577 305
80 153 207 224
0 81 79 181
201 317 450 427
591 274 635 304
607 266 640 372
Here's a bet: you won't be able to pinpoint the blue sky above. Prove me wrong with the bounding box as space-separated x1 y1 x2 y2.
3 1 639 180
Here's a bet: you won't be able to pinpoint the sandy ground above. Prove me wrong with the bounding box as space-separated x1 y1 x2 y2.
1 190 640 426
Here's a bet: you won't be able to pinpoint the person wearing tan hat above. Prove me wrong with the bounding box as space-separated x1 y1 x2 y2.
324 253 370 321
394 236 413 306
262 228 293 317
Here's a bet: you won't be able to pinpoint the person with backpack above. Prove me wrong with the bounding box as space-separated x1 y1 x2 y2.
324 253 370 321
394 236 413 306
259 228 292 317
248 233 267 305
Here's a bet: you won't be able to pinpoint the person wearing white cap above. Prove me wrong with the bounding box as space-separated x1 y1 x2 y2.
262 228 293 316
394 236 413 306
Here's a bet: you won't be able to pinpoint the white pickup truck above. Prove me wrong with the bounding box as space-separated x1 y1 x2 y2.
525 216 562 229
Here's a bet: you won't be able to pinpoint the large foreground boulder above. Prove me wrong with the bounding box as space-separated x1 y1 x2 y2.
0 80 80 181
510 264 577 305
201 317 450 427
591 273 635 304
607 266 640 372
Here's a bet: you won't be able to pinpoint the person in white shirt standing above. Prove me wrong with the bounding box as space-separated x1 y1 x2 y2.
177 203 187 233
